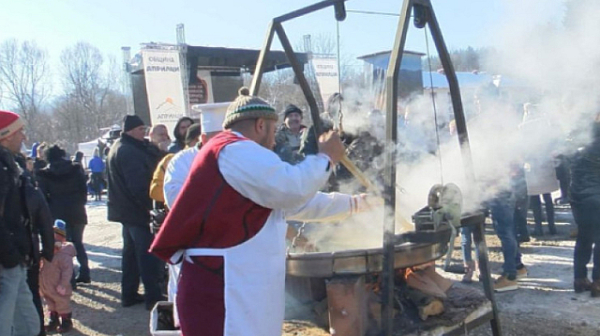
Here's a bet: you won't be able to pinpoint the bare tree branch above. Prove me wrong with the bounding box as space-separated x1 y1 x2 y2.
0 39 50 143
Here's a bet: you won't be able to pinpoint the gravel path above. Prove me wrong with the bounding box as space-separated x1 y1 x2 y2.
67 201 600 336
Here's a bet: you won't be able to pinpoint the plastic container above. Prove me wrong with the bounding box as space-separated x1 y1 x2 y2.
150 301 181 336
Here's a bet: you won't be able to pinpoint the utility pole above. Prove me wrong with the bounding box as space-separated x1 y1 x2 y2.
176 23 190 116
176 24 186 45
121 46 133 115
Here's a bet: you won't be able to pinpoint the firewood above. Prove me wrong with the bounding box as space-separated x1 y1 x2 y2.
405 269 447 299
404 287 445 321
421 266 453 293
418 299 444 321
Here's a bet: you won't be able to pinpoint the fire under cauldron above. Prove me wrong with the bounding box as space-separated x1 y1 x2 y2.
284 210 490 336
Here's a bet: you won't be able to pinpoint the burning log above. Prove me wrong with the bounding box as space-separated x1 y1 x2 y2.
402 265 453 321
404 287 445 321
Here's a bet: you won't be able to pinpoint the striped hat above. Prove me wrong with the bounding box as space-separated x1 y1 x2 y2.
0 110 24 141
222 87 278 129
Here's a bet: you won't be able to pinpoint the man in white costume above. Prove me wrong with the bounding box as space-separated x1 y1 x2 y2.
151 87 371 336
161 103 228 328
163 102 229 209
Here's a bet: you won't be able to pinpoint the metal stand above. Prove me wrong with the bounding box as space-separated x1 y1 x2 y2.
250 0 502 334
385 1 501 334
471 218 502 336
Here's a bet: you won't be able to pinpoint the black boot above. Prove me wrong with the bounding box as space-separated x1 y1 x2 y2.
45 311 60 332
57 313 73 333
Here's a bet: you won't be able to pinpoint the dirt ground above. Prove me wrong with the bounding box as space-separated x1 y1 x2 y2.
64 201 600 336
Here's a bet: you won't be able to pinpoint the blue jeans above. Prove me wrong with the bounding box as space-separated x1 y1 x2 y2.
490 195 522 277
0 264 40 336
460 226 479 263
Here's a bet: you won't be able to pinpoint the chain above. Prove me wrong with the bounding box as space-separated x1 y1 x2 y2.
287 222 308 254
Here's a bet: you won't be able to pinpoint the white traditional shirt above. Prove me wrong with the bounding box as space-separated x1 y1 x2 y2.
180 135 356 336
163 145 199 208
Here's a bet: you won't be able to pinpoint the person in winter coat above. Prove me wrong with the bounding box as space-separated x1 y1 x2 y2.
37 145 90 284
33 142 48 174
88 149 105 201
570 115 600 297
274 104 306 164
519 103 559 236
150 124 201 205
40 220 75 333
107 115 164 310
0 110 41 336
16 153 56 336
168 117 194 154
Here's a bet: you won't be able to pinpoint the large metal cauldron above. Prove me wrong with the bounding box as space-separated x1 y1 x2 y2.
285 212 484 278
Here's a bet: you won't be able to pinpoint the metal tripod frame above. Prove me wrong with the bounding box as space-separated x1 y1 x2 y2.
251 0 501 335
384 1 500 335
250 0 347 138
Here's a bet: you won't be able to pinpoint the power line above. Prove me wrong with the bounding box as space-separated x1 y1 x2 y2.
346 9 400 17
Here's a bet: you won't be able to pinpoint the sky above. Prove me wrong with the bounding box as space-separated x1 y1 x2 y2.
0 0 567 72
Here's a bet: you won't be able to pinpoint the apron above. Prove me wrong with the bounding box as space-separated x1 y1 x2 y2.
183 211 288 336
168 263 181 327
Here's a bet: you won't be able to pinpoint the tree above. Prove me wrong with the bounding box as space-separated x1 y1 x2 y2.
423 46 491 72
58 42 127 143
0 39 50 143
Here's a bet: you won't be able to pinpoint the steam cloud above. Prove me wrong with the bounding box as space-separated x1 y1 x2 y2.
300 0 600 251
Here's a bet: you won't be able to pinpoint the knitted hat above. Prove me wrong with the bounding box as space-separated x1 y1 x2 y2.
53 219 67 237
284 104 303 119
123 115 145 132
223 87 278 129
0 110 25 141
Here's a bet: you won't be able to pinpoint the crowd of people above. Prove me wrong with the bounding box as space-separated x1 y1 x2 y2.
1 84 600 336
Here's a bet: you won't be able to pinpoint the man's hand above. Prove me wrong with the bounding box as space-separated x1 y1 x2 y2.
318 131 345 165
353 193 384 213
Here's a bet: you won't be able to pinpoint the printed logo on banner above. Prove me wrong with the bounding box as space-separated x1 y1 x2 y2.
142 49 187 135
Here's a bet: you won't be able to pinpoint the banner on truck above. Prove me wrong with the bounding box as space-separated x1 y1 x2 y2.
142 49 187 135
311 57 339 108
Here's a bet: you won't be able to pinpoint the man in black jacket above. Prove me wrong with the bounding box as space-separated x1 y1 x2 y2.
571 118 600 296
17 153 55 336
0 110 42 336
38 145 90 284
107 115 163 310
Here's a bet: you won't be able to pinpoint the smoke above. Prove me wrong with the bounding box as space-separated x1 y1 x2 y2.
296 0 600 251
392 0 600 217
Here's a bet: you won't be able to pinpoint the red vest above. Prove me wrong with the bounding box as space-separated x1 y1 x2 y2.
150 131 273 263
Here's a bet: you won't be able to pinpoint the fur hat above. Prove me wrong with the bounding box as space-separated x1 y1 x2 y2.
0 110 24 141
45 145 67 163
223 87 278 129
53 219 67 237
